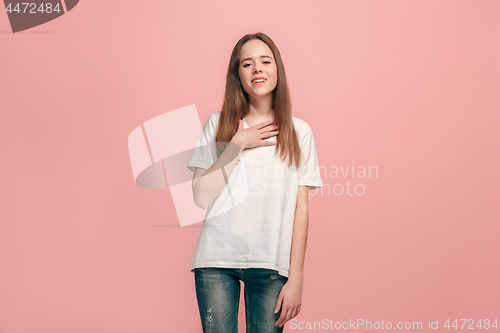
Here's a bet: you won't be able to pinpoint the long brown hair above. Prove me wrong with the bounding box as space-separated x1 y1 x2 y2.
215 32 302 168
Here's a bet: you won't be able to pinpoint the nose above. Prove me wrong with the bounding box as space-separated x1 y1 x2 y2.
253 64 262 73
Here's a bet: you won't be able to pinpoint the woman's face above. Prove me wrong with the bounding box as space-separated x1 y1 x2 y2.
238 39 278 101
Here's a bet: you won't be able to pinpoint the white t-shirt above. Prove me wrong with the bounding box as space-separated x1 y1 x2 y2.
186 111 323 278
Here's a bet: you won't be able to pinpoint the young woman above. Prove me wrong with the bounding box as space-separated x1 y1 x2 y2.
187 32 323 333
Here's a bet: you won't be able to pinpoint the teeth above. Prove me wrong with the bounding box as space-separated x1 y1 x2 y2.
253 79 266 83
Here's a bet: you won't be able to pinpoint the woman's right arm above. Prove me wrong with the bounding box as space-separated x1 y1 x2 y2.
191 119 279 209
191 136 245 209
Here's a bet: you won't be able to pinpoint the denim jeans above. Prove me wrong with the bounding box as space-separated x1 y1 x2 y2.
194 267 289 333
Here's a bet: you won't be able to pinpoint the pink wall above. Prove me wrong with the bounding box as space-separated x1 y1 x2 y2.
1 0 499 332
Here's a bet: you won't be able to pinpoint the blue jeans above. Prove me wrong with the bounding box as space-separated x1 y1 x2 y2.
194 267 289 333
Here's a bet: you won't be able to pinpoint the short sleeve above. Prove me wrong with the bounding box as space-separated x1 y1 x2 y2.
298 126 323 190
186 113 218 172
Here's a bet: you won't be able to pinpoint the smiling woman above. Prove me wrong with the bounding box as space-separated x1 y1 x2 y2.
186 32 323 333
238 41 278 101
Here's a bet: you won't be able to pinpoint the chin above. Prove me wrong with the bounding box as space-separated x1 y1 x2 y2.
250 92 273 99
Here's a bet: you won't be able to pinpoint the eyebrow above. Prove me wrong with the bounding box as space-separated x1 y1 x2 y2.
240 55 273 64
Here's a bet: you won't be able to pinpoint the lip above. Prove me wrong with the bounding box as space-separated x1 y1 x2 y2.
252 77 267 85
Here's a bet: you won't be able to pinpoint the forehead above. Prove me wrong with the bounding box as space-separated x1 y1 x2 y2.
239 39 273 59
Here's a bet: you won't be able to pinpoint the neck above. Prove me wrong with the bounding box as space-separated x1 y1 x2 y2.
247 94 274 120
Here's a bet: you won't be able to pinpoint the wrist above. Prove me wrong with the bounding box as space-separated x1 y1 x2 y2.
231 137 246 152
287 277 303 288
287 274 303 285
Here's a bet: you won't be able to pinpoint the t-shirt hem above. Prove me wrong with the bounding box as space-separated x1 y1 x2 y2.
187 163 209 172
298 179 323 189
191 262 289 278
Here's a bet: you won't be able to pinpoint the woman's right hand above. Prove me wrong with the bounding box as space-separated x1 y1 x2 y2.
231 119 279 151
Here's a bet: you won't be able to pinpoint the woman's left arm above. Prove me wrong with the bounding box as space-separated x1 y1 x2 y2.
274 185 310 327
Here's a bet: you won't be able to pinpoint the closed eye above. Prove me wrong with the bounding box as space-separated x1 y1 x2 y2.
243 61 272 68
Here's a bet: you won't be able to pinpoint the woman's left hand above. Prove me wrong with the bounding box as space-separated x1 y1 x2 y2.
274 278 303 328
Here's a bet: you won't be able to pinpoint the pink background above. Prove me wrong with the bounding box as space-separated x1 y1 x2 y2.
1 0 499 332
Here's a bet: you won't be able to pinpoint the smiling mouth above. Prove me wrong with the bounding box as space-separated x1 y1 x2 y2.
252 79 267 84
